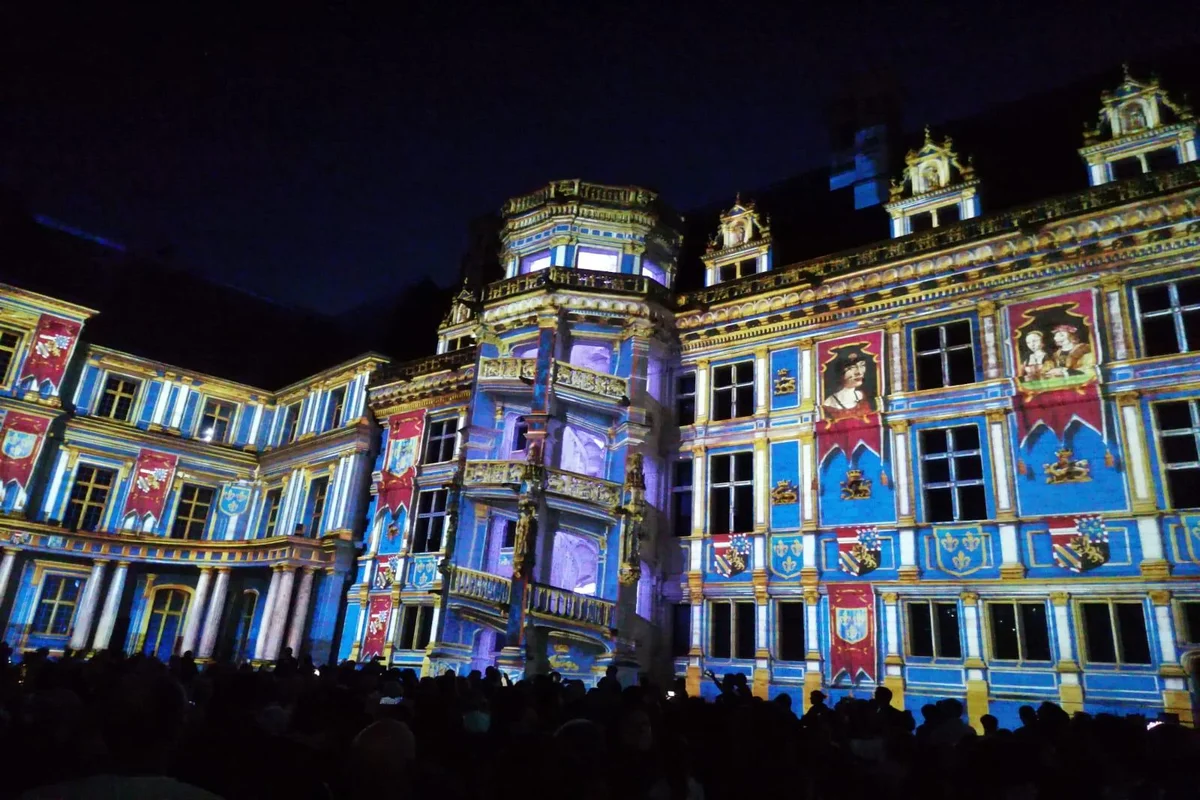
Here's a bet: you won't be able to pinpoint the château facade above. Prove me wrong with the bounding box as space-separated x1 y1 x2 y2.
1 68 1199 729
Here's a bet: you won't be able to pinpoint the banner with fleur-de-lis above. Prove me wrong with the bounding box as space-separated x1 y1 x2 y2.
933 525 989 577
769 534 804 579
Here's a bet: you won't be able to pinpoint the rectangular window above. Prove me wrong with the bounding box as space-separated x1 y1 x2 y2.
777 601 806 662
1112 156 1143 181
328 386 346 429
1181 601 1200 644
709 600 755 659
30 574 84 636
671 603 691 658
171 484 215 540
424 418 458 464
306 477 329 536
1154 400 1200 508
709 452 753 534
576 248 620 273
261 488 282 537
676 373 696 426
511 417 529 452
1144 147 1179 172
280 403 300 444
906 600 962 659
712 361 754 421
919 425 987 523
96 375 140 422
1136 276 1200 357
446 335 474 351
412 488 448 553
64 465 115 532
909 211 934 232
0 327 20 386
913 320 976 389
938 204 961 225
718 258 757 283
520 251 551 274
397 605 434 651
986 601 1052 662
672 460 693 537
502 519 517 549
199 399 235 443
1080 600 1152 665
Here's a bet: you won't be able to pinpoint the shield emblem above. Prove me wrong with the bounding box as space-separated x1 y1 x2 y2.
934 527 988 576
837 527 881 576
1 430 37 460
219 483 252 516
1049 515 1109 572
769 535 804 579
711 533 752 578
386 437 418 476
836 607 869 645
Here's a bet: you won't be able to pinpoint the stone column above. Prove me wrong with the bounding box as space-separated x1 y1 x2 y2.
1100 275 1130 361
799 431 816 530
754 346 769 415
898 528 918 583
1149 590 1193 725
285 568 317 655
685 573 703 697
985 410 1017 523
264 567 296 661
694 359 710 424
1050 591 1083 714
751 569 770 699
69 560 108 652
961 592 989 731
690 444 707 537
1115 391 1158 515
179 567 213 655
753 437 768 531
0 549 18 607
798 342 815 410
889 420 915 528
977 301 1001 380
881 592 905 709
197 568 231 659
91 561 130 652
802 587 823 711
886 321 904 394
252 567 283 661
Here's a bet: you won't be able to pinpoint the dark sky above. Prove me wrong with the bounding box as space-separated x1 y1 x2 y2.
3 2 1196 313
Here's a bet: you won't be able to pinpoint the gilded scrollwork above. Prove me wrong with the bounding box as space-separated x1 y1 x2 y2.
553 362 629 401
545 468 621 507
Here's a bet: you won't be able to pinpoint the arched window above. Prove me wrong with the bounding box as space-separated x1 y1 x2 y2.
143 588 190 662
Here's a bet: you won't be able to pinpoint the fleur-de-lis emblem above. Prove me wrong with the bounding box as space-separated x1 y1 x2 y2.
782 555 797 573
953 551 970 571
961 531 982 552
940 533 959 552
774 540 789 557
790 539 803 557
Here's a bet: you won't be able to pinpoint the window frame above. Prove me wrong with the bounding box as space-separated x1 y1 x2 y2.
328 385 347 429
671 459 694 537
1152 399 1200 510
1076 599 1154 667
95 373 142 422
64 463 116 532
911 319 977 390
306 476 330 537
718 257 758 283
424 417 459 464
776 599 807 662
396 604 435 651
411 487 449 553
708 451 754 535
708 598 756 660
199 397 237 444
279 403 301 445
918 424 988 523
904 599 964 661
1177 599 1200 645
983 599 1053 664
29 572 85 637
1134 275 1200 356
171 483 216 540
676 372 696 426
711 360 755 421
511 417 529 454
0 325 24 389
260 488 282 538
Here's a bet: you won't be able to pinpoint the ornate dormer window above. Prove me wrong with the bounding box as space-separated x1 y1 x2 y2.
1079 65 1197 187
437 280 480 354
701 195 773 287
883 127 981 239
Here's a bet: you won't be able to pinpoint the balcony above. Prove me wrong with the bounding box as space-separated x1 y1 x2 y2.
553 361 628 404
447 565 512 606
476 357 629 406
528 583 616 630
484 267 671 305
370 346 478 388
478 357 537 382
461 460 621 511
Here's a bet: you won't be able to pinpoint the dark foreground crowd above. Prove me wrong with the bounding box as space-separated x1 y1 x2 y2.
0 644 1198 800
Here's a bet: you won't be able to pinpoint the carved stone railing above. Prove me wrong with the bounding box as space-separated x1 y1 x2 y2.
503 180 658 216
462 460 525 487
553 361 628 402
478 357 537 381
447 566 512 606
527 583 616 629
485 266 671 304
370 346 478 387
545 468 621 507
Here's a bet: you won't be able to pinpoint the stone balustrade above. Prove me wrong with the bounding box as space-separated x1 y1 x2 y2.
527 582 615 629
544 468 621 507
446 566 512 606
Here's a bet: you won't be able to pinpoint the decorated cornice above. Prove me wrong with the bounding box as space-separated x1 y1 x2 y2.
0 283 98 321
66 416 261 468
503 180 659 217
370 346 477 389
484 266 672 306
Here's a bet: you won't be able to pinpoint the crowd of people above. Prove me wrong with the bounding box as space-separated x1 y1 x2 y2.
0 642 1198 799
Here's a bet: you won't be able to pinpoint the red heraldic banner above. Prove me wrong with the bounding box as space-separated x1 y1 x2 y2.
815 330 884 466
379 410 426 517
360 595 393 661
18 315 82 393
0 411 50 491
1007 290 1104 448
828 583 876 684
122 449 179 521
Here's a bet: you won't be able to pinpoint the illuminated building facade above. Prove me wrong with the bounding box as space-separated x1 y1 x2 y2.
1 68 1199 729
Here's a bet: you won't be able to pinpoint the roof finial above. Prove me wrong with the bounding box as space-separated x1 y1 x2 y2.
923 124 932 145
734 191 742 207
1121 62 1131 81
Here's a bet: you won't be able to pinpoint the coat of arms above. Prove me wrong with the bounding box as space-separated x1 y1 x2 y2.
935 526 987 576
1043 448 1091 484
1049 515 1109 572
835 607 869 645
135 467 169 494
770 479 798 506
773 368 797 396
711 533 752 578
1 430 37 460
385 437 418 476
218 483 253 516
374 555 401 589
840 468 872 500
770 535 804 579
837 527 881 576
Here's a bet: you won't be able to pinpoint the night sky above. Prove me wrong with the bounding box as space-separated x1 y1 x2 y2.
3 2 1196 313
